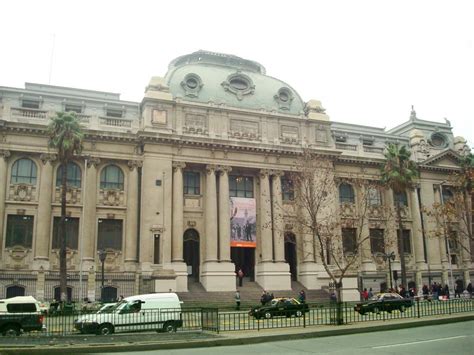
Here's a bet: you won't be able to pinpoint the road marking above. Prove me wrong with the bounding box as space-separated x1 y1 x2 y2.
372 335 467 348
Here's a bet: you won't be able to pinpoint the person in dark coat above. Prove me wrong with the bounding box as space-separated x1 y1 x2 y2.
467 283 473 298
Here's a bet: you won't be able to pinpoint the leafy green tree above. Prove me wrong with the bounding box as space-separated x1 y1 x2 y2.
381 143 418 291
47 112 83 302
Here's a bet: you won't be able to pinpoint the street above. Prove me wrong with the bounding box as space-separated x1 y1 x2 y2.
97 320 474 354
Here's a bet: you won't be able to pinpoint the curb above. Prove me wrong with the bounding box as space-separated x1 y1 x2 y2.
1 314 473 354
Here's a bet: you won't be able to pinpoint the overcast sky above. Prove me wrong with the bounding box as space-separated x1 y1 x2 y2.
1 0 472 146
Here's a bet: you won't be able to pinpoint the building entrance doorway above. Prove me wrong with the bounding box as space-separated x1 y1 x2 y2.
285 232 297 281
183 229 200 280
231 247 255 281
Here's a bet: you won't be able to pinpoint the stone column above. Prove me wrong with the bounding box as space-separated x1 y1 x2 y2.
35 153 56 264
359 184 374 268
271 170 285 262
204 165 218 262
125 160 142 266
433 186 449 264
218 165 232 262
259 169 273 262
82 157 100 264
410 187 425 265
0 150 11 254
172 162 185 262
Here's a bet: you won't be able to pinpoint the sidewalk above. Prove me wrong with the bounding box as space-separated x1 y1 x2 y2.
1 312 473 354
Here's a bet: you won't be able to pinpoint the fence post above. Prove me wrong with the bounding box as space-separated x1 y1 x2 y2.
416 298 420 318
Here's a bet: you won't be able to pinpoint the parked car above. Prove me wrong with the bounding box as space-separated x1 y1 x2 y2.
249 297 309 319
74 293 183 335
354 292 414 315
0 296 45 336
96 303 116 314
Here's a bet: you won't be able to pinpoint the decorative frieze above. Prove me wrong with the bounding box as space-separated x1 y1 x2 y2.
99 189 125 206
229 119 261 141
9 184 36 201
128 160 143 171
54 186 81 204
40 153 57 164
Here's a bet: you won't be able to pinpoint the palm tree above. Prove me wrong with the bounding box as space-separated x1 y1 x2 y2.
47 112 83 302
381 143 418 292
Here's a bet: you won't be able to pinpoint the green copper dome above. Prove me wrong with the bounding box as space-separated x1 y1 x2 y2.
165 51 305 115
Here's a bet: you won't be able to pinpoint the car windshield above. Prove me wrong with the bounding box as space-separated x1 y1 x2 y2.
109 300 127 312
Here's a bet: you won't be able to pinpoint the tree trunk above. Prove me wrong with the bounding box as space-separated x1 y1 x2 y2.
59 162 68 302
396 202 407 292
335 282 343 325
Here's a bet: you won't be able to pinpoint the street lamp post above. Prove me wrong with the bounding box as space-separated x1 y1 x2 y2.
98 249 107 302
382 251 396 290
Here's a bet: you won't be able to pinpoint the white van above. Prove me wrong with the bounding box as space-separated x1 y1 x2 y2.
74 293 182 335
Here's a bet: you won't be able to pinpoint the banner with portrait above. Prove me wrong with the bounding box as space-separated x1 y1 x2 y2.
230 197 256 248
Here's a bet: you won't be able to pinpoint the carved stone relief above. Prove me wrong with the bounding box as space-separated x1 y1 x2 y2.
229 119 260 140
183 114 208 135
152 109 167 125
99 189 125 206
54 186 81 204
10 184 36 201
280 125 299 144
316 125 328 143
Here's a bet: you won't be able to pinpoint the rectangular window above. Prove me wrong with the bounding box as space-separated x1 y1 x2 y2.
342 228 357 254
397 229 412 254
106 109 123 118
5 215 34 248
97 219 123 250
7 303 37 313
21 99 40 109
184 172 200 195
52 217 79 249
281 177 294 201
65 103 83 113
229 176 254 198
370 228 385 254
394 191 408 207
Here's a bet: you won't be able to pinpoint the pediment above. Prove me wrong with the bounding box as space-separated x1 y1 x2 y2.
420 149 462 169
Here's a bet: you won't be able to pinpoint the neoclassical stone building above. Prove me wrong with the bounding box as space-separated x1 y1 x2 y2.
0 51 472 301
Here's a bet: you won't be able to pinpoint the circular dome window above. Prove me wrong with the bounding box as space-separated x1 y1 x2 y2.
229 77 249 91
279 91 289 102
185 77 198 89
180 73 203 98
430 133 446 147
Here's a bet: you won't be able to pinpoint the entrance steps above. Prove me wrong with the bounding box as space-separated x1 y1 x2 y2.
176 278 330 309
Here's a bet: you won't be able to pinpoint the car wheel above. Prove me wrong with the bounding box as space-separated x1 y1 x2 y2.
400 305 406 313
3 325 20 336
97 324 114 336
264 311 272 319
373 307 380 314
295 310 303 317
163 321 176 333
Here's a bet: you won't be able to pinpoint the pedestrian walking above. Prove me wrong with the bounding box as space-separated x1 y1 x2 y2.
368 288 373 299
235 290 241 310
237 268 244 287
467 283 473 298
298 290 306 303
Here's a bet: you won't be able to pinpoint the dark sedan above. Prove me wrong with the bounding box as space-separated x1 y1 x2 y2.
249 297 309 319
354 292 414 315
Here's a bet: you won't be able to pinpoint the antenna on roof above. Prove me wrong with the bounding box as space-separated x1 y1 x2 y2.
48 34 56 84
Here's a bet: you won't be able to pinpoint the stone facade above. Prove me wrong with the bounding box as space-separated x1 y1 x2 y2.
0 51 472 301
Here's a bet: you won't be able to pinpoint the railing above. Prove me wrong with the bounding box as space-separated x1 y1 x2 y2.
99 116 132 127
335 143 357 151
1 299 472 338
11 107 48 119
363 146 384 153
76 113 91 123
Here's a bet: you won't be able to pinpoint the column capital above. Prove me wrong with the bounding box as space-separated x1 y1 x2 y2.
217 165 232 176
259 169 271 178
128 160 143 171
0 150 11 160
172 161 186 171
206 164 217 175
39 153 57 165
270 169 284 178
85 156 101 168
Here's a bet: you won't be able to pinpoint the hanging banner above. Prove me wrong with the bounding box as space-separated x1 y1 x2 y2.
230 197 256 248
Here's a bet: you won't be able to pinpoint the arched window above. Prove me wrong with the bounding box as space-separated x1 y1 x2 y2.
56 162 82 188
6 285 25 298
54 286 73 302
100 165 124 190
442 188 454 204
339 183 355 204
11 158 37 185
394 191 408 207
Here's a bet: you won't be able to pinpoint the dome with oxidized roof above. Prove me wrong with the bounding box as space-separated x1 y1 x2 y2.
164 50 305 115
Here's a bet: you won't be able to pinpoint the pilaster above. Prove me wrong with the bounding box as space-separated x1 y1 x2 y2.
0 150 11 255
172 161 186 262
124 160 142 267
259 169 272 262
34 153 56 267
217 165 232 262
82 157 100 265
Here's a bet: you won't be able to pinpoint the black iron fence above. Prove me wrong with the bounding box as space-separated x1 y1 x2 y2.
0 299 472 337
